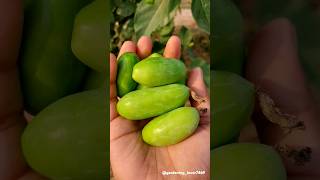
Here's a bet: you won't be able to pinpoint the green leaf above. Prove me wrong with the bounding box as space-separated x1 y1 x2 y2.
134 0 181 38
144 0 155 4
112 0 123 7
158 20 175 37
116 2 135 17
179 26 193 48
121 19 135 39
191 0 210 34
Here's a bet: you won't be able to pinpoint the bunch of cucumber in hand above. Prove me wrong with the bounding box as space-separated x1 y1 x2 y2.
116 52 200 147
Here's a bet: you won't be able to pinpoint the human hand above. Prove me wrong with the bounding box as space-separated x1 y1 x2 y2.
246 18 320 180
110 36 210 179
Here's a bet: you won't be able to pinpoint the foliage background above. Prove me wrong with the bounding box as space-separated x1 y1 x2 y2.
110 0 210 86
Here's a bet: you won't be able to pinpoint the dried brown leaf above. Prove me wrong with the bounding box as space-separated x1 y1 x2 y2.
257 90 305 133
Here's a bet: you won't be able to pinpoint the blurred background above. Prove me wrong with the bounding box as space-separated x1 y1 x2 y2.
238 0 320 107
226 0 320 142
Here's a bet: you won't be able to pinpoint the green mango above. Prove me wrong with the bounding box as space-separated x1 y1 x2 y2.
142 107 199 146
22 89 107 180
71 0 108 72
132 58 186 87
117 84 189 120
211 71 255 148
20 0 92 114
83 70 106 90
212 0 244 74
211 143 287 180
117 52 139 97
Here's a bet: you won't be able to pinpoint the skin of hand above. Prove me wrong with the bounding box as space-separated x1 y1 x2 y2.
246 18 320 180
110 36 210 180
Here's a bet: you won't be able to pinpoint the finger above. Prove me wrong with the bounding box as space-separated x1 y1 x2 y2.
0 115 28 180
187 67 210 121
110 54 117 99
110 53 117 85
247 18 312 121
164 35 181 59
0 0 23 69
188 67 208 97
110 99 118 121
110 54 118 120
0 69 23 121
118 41 137 58
137 36 152 59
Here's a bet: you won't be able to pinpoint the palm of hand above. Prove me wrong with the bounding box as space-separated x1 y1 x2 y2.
111 115 209 179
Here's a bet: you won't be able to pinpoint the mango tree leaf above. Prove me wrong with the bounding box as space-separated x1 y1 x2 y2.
192 0 210 34
134 0 181 38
